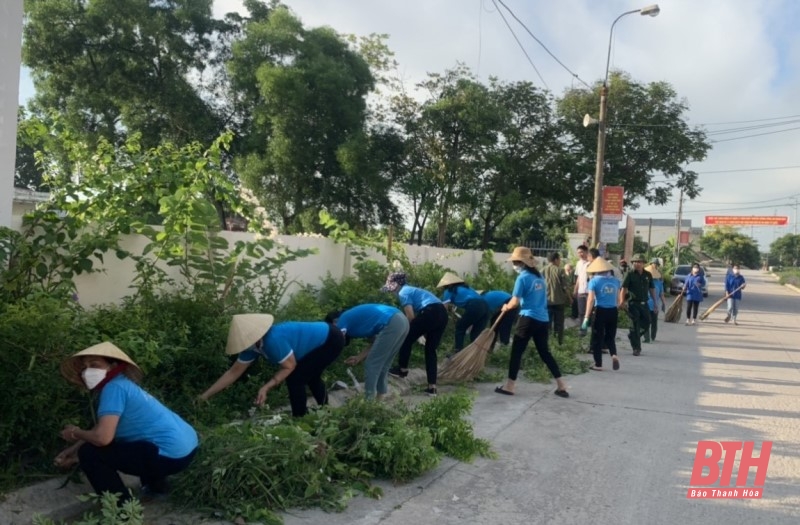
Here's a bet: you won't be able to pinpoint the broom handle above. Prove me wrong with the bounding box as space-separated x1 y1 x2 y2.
490 308 509 332
725 284 745 297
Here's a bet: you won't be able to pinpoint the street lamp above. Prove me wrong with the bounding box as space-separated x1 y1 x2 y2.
587 4 660 250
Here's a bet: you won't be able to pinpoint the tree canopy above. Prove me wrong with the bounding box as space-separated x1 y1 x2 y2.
699 227 761 269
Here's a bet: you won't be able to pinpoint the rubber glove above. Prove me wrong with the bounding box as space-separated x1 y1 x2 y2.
581 318 589 330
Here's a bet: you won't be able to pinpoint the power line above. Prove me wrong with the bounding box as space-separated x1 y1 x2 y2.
490 0 549 89
705 119 800 136
639 202 797 216
696 165 800 174
710 125 800 143
700 113 800 126
492 0 592 89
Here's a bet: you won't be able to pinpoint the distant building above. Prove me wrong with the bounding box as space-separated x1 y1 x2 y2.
632 218 702 247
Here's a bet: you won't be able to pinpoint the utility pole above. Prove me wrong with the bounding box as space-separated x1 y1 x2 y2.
794 196 798 236
674 188 684 266
647 218 653 253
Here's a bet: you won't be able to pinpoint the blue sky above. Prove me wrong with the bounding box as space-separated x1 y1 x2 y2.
19 0 800 249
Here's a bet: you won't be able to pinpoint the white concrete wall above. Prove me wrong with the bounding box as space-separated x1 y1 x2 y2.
66 230 517 308
0 0 24 227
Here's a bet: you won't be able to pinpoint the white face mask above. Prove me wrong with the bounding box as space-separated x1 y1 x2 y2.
732 269 740 275
513 265 524 274
81 368 107 390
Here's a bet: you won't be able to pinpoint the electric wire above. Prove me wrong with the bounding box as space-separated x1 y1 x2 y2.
492 0 592 89
489 0 549 89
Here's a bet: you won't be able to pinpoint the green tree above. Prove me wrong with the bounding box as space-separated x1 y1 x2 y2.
14 108 47 191
700 227 761 268
556 71 711 212
22 0 223 148
770 234 800 267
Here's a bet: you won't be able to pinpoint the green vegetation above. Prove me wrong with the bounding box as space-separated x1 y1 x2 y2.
775 268 800 287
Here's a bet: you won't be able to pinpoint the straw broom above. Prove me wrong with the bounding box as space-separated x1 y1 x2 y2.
438 311 506 382
664 295 683 323
699 284 745 321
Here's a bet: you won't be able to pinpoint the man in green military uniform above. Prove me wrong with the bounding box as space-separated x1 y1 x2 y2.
618 254 658 356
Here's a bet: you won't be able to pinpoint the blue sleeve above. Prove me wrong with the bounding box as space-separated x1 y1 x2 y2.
398 287 413 308
265 337 294 364
97 383 126 417
512 275 525 298
442 289 453 303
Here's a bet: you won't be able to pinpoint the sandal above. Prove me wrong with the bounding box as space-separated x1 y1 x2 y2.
590 365 603 371
554 389 569 398
494 386 514 396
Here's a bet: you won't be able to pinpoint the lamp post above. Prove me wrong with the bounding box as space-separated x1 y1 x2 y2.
589 4 660 249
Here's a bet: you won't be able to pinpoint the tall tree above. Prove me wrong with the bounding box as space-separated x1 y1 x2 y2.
230 5 391 232
700 227 761 268
14 108 47 191
557 71 711 212
770 234 800 267
22 0 223 148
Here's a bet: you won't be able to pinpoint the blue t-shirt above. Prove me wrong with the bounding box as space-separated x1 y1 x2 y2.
398 285 441 313
589 275 621 309
684 274 706 302
442 286 483 308
238 322 330 364
336 304 401 338
482 291 512 312
512 270 548 322
97 376 198 459
647 279 664 310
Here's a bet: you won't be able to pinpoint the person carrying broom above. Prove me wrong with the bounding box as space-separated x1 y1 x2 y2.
645 261 667 342
583 258 621 371
481 290 518 349
437 272 489 355
495 247 569 398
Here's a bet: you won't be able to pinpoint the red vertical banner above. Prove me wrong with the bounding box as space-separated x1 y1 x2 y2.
602 186 624 221
679 230 690 246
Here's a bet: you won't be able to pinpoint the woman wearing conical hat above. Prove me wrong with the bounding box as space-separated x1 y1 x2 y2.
583 258 621 371
56 343 198 503
436 271 489 354
200 314 344 416
495 247 569 398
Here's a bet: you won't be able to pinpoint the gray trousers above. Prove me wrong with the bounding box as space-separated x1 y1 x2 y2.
364 313 409 398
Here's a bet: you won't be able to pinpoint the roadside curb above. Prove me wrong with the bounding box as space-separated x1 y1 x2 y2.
770 272 800 294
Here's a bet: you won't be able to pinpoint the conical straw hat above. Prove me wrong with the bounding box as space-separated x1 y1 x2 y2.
644 264 662 279
437 272 465 288
60 342 143 387
506 246 537 267
226 314 275 355
586 257 613 274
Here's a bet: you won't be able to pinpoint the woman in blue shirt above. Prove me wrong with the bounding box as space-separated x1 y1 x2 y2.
200 314 344 417
325 304 410 399
56 343 198 503
583 258 621 371
481 290 518 348
382 272 448 396
724 264 747 325
437 272 489 353
682 264 706 325
495 247 568 398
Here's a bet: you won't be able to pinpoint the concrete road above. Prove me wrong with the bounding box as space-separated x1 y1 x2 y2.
266 269 799 525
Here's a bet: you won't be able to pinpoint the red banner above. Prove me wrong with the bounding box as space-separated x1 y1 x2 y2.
602 186 624 220
704 216 788 226
679 231 690 246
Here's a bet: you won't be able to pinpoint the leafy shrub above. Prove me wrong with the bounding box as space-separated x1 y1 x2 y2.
33 492 144 525
410 392 495 462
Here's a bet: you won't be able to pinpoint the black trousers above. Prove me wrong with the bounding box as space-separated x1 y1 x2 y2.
78 441 196 502
686 300 700 319
590 307 618 367
398 303 448 384
649 311 659 340
286 324 344 417
508 316 562 381
455 299 489 350
626 302 650 351
547 303 566 345
490 305 519 346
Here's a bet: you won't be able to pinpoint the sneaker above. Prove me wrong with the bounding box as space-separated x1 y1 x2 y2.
424 387 437 397
633 349 641 356
389 366 408 378
685 320 690 326
733 319 739 325
724 314 731 323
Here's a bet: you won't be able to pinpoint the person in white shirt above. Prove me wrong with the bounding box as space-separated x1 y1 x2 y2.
574 245 590 336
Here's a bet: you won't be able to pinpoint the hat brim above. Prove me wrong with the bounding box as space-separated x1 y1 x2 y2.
60 342 143 388
437 273 465 288
226 314 275 355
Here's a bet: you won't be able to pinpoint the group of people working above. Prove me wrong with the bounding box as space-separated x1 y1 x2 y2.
53 244 747 505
